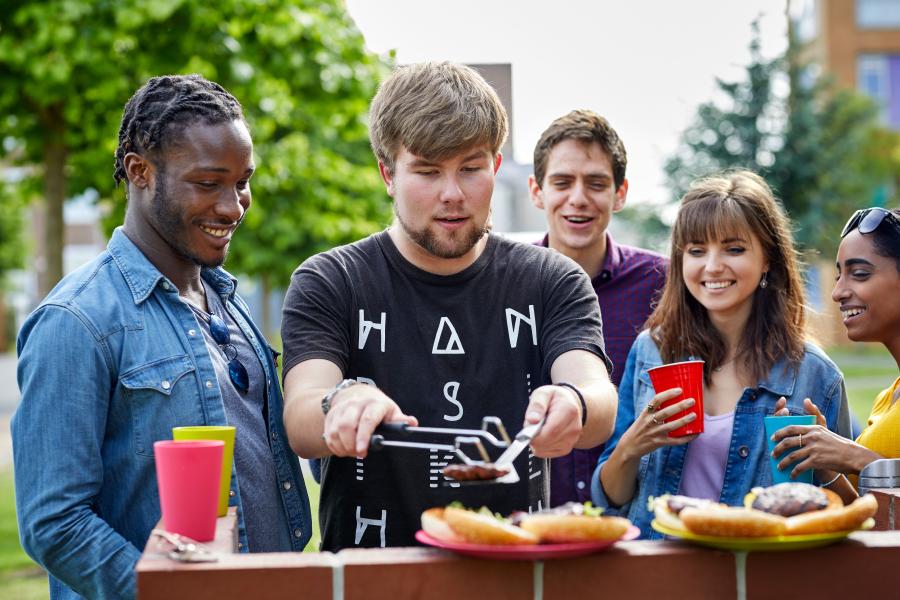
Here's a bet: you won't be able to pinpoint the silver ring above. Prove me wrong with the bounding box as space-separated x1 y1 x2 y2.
652 416 661 426
646 402 656 413
798 433 803 447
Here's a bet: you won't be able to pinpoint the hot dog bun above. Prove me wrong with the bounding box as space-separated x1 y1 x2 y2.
421 508 466 543
649 495 725 534
516 503 630 543
443 506 538 545
680 506 787 537
784 493 877 535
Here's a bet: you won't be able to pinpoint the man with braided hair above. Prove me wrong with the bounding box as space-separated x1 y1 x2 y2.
12 74 312 600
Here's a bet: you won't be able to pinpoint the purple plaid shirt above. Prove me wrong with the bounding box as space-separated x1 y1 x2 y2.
538 233 668 506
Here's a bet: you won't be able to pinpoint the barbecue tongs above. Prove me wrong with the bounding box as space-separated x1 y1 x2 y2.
369 417 544 485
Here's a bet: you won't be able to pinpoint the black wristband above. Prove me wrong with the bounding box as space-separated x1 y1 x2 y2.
557 382 587 427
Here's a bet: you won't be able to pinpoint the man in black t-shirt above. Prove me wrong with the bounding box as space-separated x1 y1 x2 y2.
281 62 618 551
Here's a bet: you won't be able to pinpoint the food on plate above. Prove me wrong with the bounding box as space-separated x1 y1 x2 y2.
746 482 877 535
649 495 726 534
420 508 466 544
680 506 787 537
746 482 842 516
442 505 538 545
651 483 879 538
442 462 511 482
512 502 631 543
421 502 632 546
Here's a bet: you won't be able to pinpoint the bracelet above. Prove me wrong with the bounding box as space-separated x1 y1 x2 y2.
557 382 587 427
819 472 843 488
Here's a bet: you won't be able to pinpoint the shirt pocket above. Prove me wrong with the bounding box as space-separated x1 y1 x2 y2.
121 355 197 458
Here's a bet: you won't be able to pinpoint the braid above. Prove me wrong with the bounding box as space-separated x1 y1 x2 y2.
114 74 245 187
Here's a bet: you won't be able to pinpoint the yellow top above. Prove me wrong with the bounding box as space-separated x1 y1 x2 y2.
855 376 900 464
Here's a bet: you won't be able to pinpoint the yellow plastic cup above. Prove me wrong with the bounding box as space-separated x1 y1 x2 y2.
172 425 236 516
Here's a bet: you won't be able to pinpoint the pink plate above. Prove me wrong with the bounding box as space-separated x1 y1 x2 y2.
415 525 640 560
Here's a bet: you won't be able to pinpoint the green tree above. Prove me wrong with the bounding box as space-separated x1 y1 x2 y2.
664 22 898 254
0 0 392 322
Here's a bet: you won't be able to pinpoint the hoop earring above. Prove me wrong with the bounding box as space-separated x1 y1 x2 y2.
759 272 768 289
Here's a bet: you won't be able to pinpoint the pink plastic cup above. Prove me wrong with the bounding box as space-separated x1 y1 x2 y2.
153 440 224 542
646 360 705 437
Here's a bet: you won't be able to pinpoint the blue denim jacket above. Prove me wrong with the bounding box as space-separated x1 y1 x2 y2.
591 330 851 539
12 229 312 600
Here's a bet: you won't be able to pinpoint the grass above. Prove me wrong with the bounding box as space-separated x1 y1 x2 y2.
0 344 893 599
0 469 50 600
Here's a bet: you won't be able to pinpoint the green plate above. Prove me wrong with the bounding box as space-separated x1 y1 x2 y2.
650 518 875 552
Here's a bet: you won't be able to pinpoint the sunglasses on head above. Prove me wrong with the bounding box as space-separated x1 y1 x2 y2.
188 303 250 393
840 207 900 239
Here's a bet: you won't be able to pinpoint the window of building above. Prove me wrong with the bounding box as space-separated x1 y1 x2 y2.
856 0 900 28
857 54 900 129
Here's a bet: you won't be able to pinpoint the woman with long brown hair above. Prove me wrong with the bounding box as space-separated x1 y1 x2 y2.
590 170 852 538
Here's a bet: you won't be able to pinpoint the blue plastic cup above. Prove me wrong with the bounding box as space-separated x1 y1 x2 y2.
764 415 816 484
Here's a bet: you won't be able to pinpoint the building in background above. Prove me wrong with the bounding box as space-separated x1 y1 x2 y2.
794 0 900 129
792 0 900 346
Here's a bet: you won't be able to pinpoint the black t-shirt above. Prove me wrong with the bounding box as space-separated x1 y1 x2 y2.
282 231 610 551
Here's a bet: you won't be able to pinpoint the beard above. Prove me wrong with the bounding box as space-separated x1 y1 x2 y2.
151 171 231 269
394 205 489 259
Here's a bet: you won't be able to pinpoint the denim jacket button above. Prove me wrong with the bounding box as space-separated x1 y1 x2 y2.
271 431 277 440
188 329 196 337
738 445 750 458
206 380 213 389
161 380 170 390
294 529 303 538
282 481 292 491
576 480 586 490
229 489 236 497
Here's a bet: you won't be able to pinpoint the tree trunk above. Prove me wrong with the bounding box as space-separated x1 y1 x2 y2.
39 103 66 300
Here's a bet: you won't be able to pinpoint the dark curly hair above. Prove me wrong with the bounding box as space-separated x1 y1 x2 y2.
113 74 245 187
869 208 900 273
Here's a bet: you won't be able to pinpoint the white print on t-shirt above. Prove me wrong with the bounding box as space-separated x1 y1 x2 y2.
358 310 386 352
353 378 377 482
432 317 464 354
354 506 387 547
505 305 537 348
442 381 463 422
429 451 460 489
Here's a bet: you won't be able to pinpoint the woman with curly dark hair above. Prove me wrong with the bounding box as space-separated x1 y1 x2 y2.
771 207 900 503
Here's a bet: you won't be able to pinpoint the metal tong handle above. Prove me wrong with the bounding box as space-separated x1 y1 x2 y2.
369 423 492 464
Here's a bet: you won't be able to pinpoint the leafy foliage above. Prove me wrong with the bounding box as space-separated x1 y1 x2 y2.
0 178 25 286
664 23 899 255
0 0 393 296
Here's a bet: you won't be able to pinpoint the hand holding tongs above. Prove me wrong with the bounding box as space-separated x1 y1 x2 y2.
151 529 218 563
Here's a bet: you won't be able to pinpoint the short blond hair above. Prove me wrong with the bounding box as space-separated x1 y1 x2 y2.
369 61 508 171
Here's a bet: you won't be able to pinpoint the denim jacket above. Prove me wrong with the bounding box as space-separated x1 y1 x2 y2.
590 330 851 539
12 229 312 600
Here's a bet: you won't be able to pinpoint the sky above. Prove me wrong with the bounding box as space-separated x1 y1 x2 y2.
345 0 790 206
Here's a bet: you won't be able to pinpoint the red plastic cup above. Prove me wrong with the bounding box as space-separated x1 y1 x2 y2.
646 360 705 437
153 440 224 542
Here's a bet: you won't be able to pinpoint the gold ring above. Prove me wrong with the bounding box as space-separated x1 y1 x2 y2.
798 433 803 447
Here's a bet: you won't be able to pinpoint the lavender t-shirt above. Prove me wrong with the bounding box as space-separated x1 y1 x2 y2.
678 411 736 501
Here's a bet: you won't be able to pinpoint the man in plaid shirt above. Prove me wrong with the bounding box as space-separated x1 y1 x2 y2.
528 110 669 506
